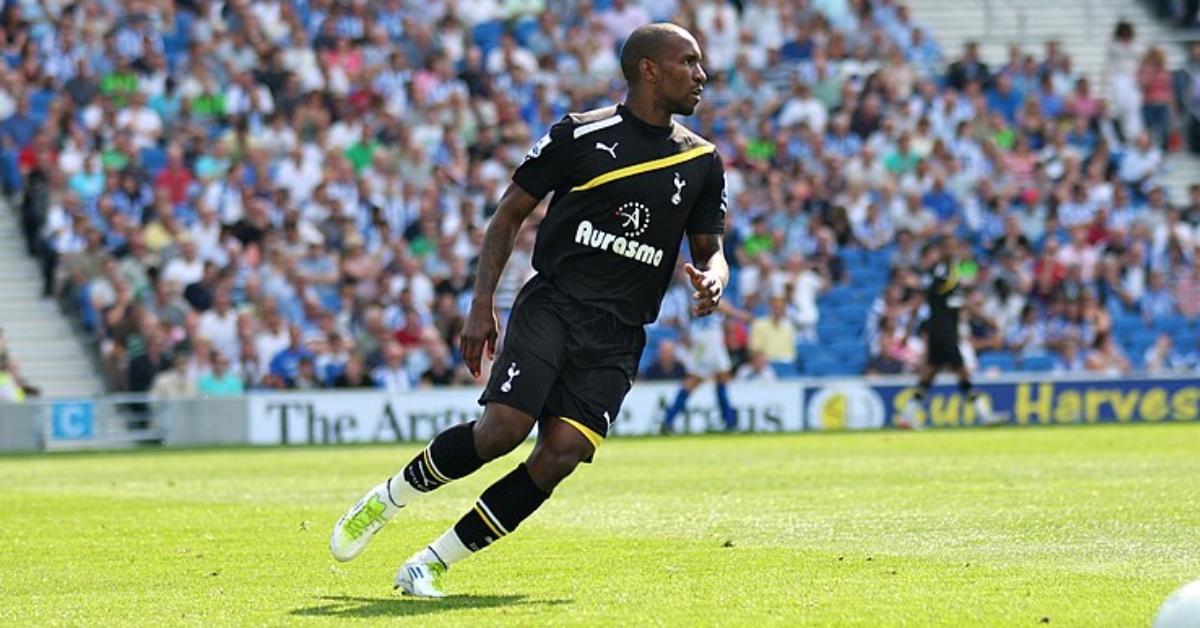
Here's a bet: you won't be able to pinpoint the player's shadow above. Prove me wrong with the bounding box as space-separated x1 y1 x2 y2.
291 594 571 618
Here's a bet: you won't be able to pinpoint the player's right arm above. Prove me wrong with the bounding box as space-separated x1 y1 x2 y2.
460 184 540 378
460 118 578 378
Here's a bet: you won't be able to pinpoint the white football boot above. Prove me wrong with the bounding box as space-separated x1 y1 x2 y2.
974 394 1003 426
897 397 924 430
330 480 403 562
395 553 448 598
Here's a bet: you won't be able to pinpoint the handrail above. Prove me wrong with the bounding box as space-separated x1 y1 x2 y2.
983 0 1027 45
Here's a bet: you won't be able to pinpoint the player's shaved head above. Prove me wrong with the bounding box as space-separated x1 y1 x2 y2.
620 23 696 85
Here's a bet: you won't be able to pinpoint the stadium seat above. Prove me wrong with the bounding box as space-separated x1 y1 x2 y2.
978 352 1015 372
1153 315 1190 336
513 17 540 47
771 361 799 379
1019 354 1055 372
472 20 506 56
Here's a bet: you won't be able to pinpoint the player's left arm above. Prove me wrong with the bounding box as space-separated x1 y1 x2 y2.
684 149 731 318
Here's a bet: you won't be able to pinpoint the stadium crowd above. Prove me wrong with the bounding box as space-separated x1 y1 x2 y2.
3 0 1200 398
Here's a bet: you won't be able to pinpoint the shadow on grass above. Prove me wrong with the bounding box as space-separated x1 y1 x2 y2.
291 594 571 618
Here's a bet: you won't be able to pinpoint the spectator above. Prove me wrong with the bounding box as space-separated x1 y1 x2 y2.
197 350 246 396
197 289 240 361
1084 332 1132 376
1174 256 1200 320
1138 47 1174 149
946 41 990 90
0 351 26 402
419 345 467 388
735 350 779 381
1143 334 1189 373
748 296 797 366
371 340 412 392
1106 21 1143 139
333 353 375 389
1140 270 1177 319
268 325 314 388
642 339 687 381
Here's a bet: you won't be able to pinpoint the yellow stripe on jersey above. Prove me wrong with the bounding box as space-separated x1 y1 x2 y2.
937 266 960 294
558 416 603 449
570 145 715 193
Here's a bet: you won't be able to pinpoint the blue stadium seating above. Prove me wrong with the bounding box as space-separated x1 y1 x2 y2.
512 17 540 47
472 20 506 56
1019 354 1055 372
978 351 1015 372
772 361 800 379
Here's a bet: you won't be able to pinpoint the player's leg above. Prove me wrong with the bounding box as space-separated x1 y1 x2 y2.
900 361 937 429
329 404 537 562
331 281 564 562
396 330 636 597
953 363 998 424
713 370 736 431
661 374 701 433
396 417 594 597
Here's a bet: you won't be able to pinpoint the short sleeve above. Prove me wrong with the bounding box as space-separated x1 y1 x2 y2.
686 149 727 235
511 116 577 200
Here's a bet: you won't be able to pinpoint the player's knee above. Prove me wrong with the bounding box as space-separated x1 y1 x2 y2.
527 439 590 491
472 410 534 461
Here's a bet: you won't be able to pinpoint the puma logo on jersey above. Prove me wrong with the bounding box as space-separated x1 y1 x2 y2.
595 141 619 159
671 172 686 205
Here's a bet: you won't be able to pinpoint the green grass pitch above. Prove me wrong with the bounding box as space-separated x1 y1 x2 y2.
1 424 1197 626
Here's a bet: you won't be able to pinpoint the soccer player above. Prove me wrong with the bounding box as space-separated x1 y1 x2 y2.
899 237 993 429
330 23 727 597
659 298 739 434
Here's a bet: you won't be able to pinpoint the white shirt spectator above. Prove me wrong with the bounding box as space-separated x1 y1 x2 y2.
225 82 275 117
777 92 828 133
161 255 204 291
115 105 162 149
600 1 650 44
788 268 824 338
273 153 322 204
1118 143 1163 187
255 325 290 368
1056 241 1101 281
371 364 412 393
198 308 240 360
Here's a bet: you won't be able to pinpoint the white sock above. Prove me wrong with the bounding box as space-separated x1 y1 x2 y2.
387 474 423 507
420 528 472 568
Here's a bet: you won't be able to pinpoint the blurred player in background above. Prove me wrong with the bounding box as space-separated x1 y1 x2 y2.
658 269 740 433
900 237 993 429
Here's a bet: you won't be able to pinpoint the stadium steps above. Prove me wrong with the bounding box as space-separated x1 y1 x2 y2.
0 199 105 399
907 0 1200 202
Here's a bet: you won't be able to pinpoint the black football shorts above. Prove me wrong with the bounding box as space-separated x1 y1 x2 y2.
479 275 645 450
925 332 965 369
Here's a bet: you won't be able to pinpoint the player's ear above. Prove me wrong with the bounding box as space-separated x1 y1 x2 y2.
638 57 658 84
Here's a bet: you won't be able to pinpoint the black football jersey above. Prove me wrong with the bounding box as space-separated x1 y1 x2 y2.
923 261 964 342
512 104 726 326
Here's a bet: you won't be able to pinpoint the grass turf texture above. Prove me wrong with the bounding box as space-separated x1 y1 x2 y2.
1 424 1197 626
